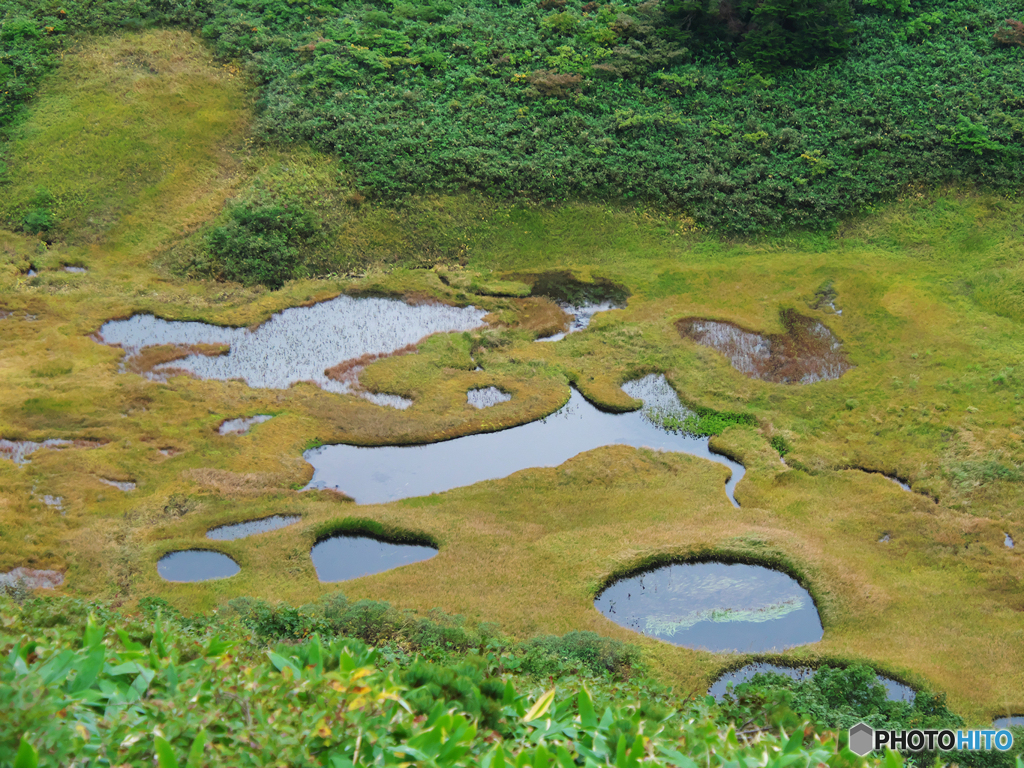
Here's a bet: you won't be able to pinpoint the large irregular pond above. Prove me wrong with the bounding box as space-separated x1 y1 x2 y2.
678 309 851 384
97 295 488 404
310 535 438 582
594 562 823 653
304 374 744 506
708 663 915 702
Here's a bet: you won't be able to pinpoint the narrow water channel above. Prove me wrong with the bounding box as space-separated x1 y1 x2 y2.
304 375 744 506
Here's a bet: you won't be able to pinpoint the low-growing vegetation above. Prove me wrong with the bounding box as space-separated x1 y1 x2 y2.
2 595 885 767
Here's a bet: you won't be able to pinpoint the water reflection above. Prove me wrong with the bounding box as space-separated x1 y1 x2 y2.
207 515 301 541
304 375 744 506
595 562 822 653
97 295 488 404
157 550 240 582
310 535 437 582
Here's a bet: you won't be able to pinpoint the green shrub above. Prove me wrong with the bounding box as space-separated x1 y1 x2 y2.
205 200 317 289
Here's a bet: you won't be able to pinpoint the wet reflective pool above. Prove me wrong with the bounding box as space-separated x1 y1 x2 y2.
995 717 1024 727
157 550 240 582
594 562 822 653
536 301 622 342
708 663 915 702
1 438 72 465
304 375 744 506
219 415 273 435
97 295 488 404
310 535 437 582
467 387 511 409
207 515 301 541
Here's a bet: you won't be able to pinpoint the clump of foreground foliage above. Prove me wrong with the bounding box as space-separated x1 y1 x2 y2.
726 666 1024 768
0 595 888 767
1 0 1022 235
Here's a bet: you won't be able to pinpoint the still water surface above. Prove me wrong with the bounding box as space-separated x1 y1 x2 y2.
311 535 438 582
304 375 744 506
595 562 823 653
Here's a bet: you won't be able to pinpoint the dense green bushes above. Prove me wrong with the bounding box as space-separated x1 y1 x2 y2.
195 0 1023 233
2 0 1022 239
222 592 643 679
2 595 888 767
725 665 1024 768
205 200 317 288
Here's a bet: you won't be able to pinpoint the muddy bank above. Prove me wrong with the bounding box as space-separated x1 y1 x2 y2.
678 309 851 384
0 567 64 590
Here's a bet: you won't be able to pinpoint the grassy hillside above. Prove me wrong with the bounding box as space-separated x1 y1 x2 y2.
0 3 1023 752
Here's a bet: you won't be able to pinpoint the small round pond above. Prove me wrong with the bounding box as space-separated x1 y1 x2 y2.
157 550 240 582
994 717 1024 728
207 515 301 541
595 562 822 653
708 663 915 702
311 535 437 582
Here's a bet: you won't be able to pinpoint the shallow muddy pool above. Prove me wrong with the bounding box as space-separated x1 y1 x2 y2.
207 515 301 541
97 295 488 404
678 309 851 384
708 662 914 702
0 567 64 590
157 550 240 582
1 438 72 465
304 375 744 506
310 535 437 582
594 562 822 653
219 414 273 435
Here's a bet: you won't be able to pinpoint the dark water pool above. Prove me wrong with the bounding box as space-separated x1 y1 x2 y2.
207 515 301 541
708 662 915 702
157 550 240 582
304 375 744 506
310 535 437 582
594 562 822 653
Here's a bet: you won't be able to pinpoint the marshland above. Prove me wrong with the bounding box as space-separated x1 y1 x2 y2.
1 1 1023 764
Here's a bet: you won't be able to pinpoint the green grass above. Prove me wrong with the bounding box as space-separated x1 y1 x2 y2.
1 28 1024 732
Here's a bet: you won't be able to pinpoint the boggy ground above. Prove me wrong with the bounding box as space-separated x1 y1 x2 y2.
1 29 1024 724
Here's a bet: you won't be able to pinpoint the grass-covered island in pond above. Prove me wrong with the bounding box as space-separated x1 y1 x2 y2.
1 0 1024 764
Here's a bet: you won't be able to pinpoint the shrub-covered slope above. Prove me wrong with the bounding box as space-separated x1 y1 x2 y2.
1 0 1022 233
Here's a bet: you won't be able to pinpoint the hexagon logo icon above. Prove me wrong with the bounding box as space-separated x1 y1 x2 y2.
849 722 874 756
